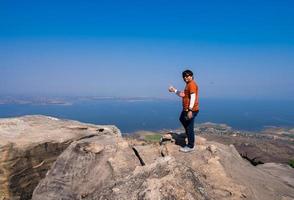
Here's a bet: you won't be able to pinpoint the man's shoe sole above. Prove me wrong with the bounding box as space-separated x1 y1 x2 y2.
179 147 195 153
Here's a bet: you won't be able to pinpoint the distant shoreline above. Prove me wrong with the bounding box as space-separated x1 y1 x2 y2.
0 100 72 106
0 96 174 106
1 98 294 133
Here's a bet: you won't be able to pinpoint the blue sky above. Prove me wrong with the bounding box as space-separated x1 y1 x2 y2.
0 0 294 99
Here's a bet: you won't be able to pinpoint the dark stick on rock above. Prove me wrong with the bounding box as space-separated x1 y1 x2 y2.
132 146 145 166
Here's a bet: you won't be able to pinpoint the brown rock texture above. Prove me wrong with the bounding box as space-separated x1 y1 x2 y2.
33 130 294 200
196 123 294 164
0 115 120 200
1 116 294 200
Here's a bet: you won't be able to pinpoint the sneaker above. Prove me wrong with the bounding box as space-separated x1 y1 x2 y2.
179 146 195 153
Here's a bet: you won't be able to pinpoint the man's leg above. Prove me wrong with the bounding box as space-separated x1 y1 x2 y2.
186 111 199 148
179 111 188 134
179 111 189 146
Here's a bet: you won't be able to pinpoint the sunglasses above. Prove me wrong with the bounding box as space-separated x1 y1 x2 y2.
182 74 191 78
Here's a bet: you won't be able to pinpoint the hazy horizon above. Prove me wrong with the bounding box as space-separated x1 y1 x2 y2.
2 94 294 102
1 1 294 100
1 98 294 132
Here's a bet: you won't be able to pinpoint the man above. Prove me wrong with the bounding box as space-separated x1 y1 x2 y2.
169 69 199 152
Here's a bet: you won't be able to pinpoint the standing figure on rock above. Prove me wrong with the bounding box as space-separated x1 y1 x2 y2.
169 69 199 152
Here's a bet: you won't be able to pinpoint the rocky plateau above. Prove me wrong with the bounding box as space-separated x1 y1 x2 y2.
0 115 293 200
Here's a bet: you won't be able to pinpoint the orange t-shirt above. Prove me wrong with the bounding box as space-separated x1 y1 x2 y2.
182 80 199 111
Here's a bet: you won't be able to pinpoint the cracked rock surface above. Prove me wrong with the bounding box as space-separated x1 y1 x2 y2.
1 115 294 200
34 131 294 200
0 115 120 200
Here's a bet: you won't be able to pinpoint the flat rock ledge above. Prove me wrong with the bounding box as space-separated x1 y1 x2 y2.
0 115 120 200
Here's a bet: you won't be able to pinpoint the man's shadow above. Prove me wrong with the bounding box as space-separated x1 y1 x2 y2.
160 132 187 147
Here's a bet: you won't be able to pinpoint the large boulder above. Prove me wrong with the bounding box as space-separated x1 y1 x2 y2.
0 115 120 200
1 116 293 200
33 131 294 200
32 136 210 200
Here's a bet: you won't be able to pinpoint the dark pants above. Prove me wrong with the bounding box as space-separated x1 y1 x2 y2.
179 110 199 148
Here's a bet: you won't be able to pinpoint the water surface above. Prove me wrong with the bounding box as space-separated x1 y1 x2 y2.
0 98 293 133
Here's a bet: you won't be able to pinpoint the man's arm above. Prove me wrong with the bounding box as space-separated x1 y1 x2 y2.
186 93 196 119
174 89 185 97
189 93 196 110
169 86 185 97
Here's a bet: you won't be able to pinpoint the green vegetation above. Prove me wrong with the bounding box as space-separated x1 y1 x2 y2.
289 160 294 168
144 134 162 142
281 133 294 138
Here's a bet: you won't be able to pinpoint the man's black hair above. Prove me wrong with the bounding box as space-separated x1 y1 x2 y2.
182 70 193 77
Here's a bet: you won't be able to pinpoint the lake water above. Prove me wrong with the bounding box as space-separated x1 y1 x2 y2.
0 98 293 133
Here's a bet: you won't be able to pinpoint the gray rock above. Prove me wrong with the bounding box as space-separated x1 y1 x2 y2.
1 116 294 200
0 115 120 200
